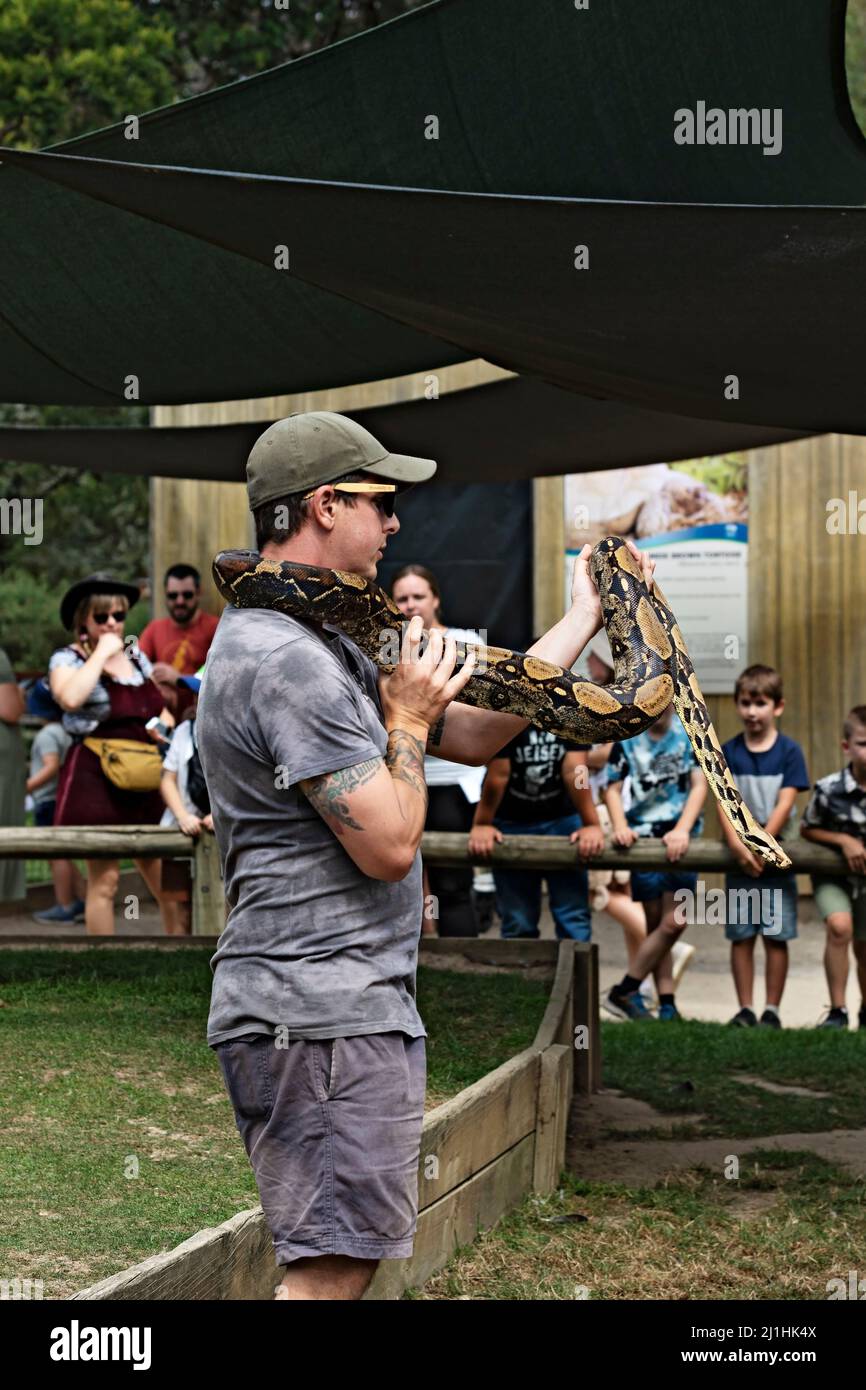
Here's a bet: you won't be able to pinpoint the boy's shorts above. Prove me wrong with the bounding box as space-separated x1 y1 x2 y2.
33 799 56 828
811 875 866 940
215 1030 426 1266
724 872 798 942
630 869 697 904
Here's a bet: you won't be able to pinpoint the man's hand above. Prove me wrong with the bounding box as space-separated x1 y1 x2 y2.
568 540 657 632
663 827 690 863
840 834 866 874
378 615 476 734
468 824 503 857
570 824 605 859
151 662 180 685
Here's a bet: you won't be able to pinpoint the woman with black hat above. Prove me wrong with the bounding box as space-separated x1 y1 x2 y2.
49 573 174 936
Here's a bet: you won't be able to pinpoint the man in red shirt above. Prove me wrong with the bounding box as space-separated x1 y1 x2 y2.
138 564 219 707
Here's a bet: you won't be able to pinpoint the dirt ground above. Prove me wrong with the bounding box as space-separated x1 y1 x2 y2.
567 1087 866 1185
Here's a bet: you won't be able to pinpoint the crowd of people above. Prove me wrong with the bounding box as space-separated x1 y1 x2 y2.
0 564 215 935
2 555 866 1030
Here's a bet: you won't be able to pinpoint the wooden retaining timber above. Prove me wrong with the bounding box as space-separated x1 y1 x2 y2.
70 938 595 1301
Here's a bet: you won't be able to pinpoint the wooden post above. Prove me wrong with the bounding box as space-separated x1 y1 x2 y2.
588 942 602 1093
572 944 591 1095
533 1045 570 1195
192 834 225 936
533 475 565 636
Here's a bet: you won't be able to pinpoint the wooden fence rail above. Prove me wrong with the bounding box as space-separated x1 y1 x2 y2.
0 826 850 936
0 825 848 872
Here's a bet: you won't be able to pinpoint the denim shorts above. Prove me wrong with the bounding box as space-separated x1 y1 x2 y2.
215 1030 426 1265
724 872 798 941
630 869 698 904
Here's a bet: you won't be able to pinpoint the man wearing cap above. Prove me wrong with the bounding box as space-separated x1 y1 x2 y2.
197 411 653 1300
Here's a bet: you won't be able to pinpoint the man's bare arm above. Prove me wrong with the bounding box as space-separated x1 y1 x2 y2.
299 729 428 881
300 757 381 834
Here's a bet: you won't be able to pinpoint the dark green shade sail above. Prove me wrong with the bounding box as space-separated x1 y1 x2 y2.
0 0 863 442
0 377 807 484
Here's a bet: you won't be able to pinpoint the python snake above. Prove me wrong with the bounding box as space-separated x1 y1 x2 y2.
212 538 789 868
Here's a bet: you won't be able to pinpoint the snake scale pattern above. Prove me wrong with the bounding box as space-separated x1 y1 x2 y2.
212 537 789 868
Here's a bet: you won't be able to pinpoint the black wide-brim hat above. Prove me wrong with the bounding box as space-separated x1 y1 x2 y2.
59 573 142 631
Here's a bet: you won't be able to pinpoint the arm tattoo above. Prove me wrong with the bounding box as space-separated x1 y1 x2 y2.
299 757 381 836
386 728 427 806
426 713 446 751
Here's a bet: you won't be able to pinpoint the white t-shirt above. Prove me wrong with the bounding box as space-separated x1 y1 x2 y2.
159 720 206 826
423 626 486 803
591 754 632 811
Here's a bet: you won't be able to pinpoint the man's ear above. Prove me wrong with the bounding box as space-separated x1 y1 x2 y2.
307 487 339 531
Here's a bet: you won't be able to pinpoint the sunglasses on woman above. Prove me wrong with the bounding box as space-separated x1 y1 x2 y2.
92 610 127 625
302 480 398 519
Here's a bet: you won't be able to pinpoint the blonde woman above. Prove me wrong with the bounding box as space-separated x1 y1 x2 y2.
49 574 174 936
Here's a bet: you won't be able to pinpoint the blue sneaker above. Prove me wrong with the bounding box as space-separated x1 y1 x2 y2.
32 902 80 925
604 988 654 1020
658 1001 682 1021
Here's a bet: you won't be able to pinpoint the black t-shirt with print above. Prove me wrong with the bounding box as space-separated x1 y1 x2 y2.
495 726 590 824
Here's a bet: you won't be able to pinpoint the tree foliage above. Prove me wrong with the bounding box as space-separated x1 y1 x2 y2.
0 0 175 148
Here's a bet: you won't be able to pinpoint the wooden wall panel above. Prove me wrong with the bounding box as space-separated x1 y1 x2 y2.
749 434 866 788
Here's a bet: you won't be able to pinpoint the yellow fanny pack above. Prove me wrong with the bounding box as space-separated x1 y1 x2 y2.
83 737 163 793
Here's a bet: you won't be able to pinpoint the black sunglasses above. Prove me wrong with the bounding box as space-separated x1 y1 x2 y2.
92 610 126 625
303 481 398 518
167 589 196 601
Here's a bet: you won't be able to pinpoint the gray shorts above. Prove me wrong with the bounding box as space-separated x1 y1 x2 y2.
215 1030 426 1265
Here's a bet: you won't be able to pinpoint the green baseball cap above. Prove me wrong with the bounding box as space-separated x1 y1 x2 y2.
246 411 437 511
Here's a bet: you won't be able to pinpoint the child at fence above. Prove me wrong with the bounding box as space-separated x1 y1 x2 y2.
468 726 603 940
604 700 706 1020
801 705 866 1030
26 678 86 925
583 634 655 1002
158 672 213 934
720 665 810 1029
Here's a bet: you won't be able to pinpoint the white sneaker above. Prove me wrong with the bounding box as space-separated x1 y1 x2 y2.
671 941 695 990
639 977 656 1005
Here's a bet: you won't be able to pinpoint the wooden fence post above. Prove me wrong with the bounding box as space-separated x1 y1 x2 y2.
192 834 225 936
572 943 600 1096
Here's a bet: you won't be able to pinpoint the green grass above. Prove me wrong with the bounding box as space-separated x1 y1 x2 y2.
407 1150 865 1300
0 950 548 1296
601 1019 866 1138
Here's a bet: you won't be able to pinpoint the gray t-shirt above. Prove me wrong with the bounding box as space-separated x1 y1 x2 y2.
197 604 425 1047
29 722 72 804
